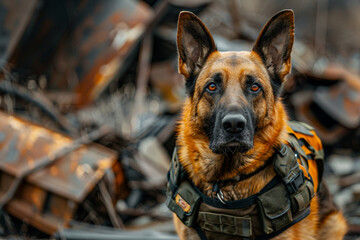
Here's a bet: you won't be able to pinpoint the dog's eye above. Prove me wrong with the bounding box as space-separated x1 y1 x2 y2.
250 83 261 93
207 83 217 92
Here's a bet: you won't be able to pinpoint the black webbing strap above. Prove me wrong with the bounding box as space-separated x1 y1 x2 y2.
194 177 280 209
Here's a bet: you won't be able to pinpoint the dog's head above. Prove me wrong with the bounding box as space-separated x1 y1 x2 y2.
177 10 294 157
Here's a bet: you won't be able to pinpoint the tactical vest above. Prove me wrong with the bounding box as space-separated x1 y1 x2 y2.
166 121 324 240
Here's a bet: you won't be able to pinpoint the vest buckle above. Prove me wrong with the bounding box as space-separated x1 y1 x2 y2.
278 144 287 157
286 170 305 194
212 182 226 204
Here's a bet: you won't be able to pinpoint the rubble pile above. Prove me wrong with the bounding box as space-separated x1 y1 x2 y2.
0 0 359 239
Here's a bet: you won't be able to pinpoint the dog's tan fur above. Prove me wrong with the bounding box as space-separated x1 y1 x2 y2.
174 10 347 240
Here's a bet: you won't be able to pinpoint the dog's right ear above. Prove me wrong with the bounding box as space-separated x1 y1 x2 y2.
177 11 217 81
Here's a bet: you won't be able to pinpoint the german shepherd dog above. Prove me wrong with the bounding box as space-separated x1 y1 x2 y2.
174 10 347 239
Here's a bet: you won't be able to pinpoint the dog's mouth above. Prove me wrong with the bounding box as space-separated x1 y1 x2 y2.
210 140 253 154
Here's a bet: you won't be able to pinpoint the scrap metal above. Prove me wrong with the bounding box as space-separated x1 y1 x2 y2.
1 0 359 239
0 80 77 134
0 112 119 234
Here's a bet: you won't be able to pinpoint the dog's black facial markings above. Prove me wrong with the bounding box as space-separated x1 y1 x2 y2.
212 72 223 85
244 80 260 134
248 107 258 133
192 73 224 129
244 75 264 97
245 74 257 84
202 105 217 144
199 72 223 99
185 74 198 96
270 74 283 97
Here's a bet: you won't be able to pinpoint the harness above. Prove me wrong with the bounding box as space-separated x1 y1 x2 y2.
166 121 324 240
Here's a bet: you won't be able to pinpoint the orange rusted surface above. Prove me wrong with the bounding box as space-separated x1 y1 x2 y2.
72 0 154 107
0 111 118 234
0 113 71 177
6 1 153 105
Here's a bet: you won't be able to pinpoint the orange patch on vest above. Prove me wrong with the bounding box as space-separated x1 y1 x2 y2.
175 194 191 213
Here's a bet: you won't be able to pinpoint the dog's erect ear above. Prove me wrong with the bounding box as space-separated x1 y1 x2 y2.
177 11 217 80
252 10 294 95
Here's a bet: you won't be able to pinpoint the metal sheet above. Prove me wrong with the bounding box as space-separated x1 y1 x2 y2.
0 111 118 234
72 0 154 107
7 0 154 107
0 111 116 202
27 144 116 202
0 113 71 177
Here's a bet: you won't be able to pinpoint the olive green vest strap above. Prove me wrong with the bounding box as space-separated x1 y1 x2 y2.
287 135 309 170
273 145 305 194
288 121 314 136
288 122 325 187
273 144 314 215
298 137 324 162
288 120 324 165
198 212 252 238
314 148 324 161
169 146 182 187
290 179 314 213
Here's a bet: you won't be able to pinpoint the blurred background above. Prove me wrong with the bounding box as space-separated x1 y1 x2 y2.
0 0 359 239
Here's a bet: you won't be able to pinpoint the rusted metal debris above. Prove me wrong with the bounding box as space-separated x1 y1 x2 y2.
0 112 121 234
0 80 77 134
72 0 156 108
0 0 360 239
4 0 170 109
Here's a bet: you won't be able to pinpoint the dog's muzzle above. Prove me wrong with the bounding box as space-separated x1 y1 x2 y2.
222 113 247 134
209 111 254 154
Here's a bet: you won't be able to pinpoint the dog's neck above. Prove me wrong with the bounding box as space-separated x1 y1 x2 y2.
176 99 289 200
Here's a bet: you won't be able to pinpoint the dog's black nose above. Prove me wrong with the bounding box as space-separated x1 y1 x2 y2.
222 114 246 133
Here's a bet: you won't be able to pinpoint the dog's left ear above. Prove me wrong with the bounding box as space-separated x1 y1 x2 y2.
252 10 294 94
